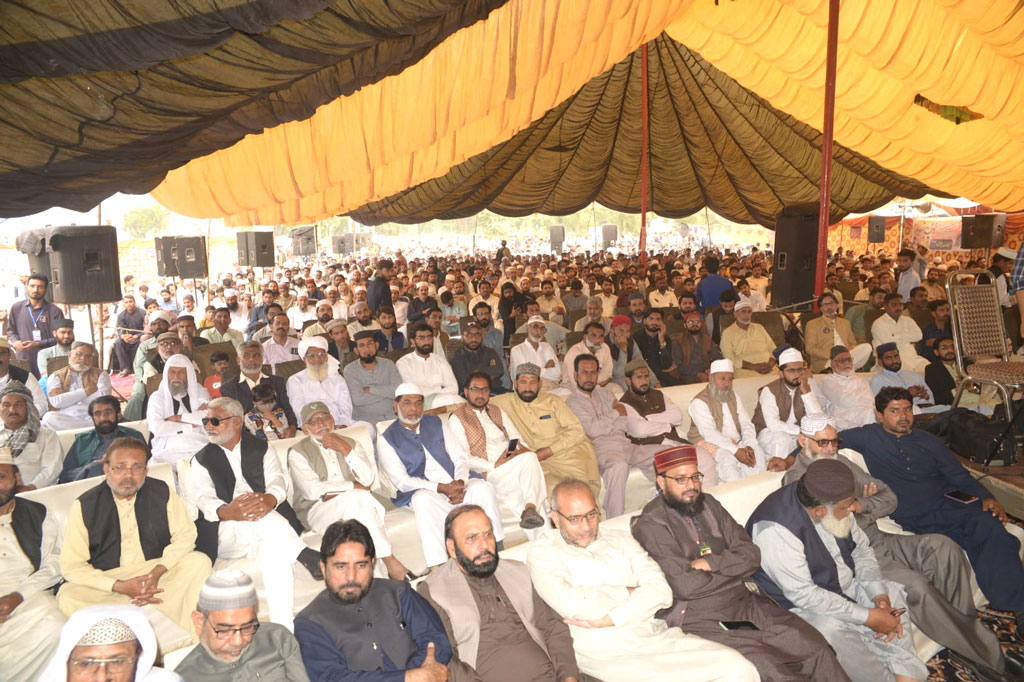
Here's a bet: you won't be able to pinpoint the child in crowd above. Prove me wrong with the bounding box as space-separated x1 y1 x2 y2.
244 382 289 440
204 351 230 398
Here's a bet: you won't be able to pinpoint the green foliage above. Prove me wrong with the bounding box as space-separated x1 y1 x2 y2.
123 205 170 239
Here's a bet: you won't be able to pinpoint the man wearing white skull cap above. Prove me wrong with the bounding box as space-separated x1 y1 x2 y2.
752 347 823 464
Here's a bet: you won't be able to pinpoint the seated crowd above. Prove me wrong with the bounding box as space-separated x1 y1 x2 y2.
3 242 1024 682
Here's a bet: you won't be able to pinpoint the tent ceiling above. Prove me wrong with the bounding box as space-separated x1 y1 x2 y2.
348 35 935 228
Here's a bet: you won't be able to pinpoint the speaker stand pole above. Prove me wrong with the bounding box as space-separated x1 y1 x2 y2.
638 42 649 267
813 0 840 309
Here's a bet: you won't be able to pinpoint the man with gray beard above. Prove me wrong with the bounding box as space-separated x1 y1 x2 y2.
812 346 876 429
220 340 297 436
286 336 355 428
41 342 111 431
748 459 927 682
147 354 211 465
785 414 1024 681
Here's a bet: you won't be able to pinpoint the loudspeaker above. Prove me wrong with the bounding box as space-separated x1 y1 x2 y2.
154 236 177 276
772 203 819 310
332 233 373 254
291 226 316 256
960 213 1006 249
602 224 618 248
867 215 886 243
15 229 51 283
173 236 208 279
249 231 275 266
550 225 565 253
46 225 122 304
236 232 250 266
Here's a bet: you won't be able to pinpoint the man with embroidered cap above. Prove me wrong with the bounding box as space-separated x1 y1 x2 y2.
751 347 823 464
42 342 112 431
377 383 505 568
418 505 598 682
747 459 927 682
40 604 179 682
503 362 603 503
527 478 759 682
294 520 452 682
785 413 1024 681
288 401 413 581
447 371 548 534
286 335 355 428
58 436 212 634
687 359 770 482
183 396 323 628
0 446 65 682
0 379 62 489
632 445 850 682
147 354 211 465
177 570 310 681
811 345 877 429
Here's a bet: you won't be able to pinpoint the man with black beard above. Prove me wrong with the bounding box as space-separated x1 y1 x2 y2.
418 506 597 682
294 520 452 682
632 445 851 682
343 330 401 423
59 396 144 482
631 308 678 386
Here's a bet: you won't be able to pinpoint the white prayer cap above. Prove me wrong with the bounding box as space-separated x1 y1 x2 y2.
527 315 546 326
778 348 804 367
800 413 836 436
76 618 137 646
355 285 367 293
734 300 752 311
997 246 1016 261
315 299 333 309
395 383 423 397
416 281 430 290
0 447 12 466
709 359 734 375
149 310 171 324
197 570 258 612
298 336 328 358
223 288 238 297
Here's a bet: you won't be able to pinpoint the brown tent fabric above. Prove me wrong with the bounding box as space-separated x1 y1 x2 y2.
348 34 936 228
0 0 508 217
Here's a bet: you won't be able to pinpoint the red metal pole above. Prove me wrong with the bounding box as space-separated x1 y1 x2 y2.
639 43 649 266
814 0 840 305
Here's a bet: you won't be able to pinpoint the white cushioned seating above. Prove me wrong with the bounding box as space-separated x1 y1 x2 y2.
55 419 150 454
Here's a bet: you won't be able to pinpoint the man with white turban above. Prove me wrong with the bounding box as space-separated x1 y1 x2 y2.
42 342 112 431
286 336 355 428
0 448 65 682
812 346 877 430
751 347 823 463
687 359 771 482
377 383 505 568
147 354 210 465
40 604 180 682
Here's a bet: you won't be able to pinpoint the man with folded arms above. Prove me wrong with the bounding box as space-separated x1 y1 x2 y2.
343 330 402 424
632 445 850 682
58 437 212 635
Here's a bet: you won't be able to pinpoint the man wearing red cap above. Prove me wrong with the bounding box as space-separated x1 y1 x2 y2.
632 445 850 682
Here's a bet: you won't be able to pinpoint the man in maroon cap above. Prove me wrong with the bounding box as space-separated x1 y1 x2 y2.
632 445 849 682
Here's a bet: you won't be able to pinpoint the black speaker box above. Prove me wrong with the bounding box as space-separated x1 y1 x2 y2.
867 215 886 243
46 225 122 304
250 231 275 266
154 236 177 276
332 233 372 254
772 203 820 310
601 224 617 248
960 213 1006 249
291 226 316 256
15 229 51 283
174 236 208 279
236 232 250 266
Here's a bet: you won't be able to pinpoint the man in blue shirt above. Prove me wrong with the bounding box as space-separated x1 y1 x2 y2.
840 386 1024 630
694 256 735 314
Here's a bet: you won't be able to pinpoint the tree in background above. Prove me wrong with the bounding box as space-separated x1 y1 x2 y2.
123 205 170 239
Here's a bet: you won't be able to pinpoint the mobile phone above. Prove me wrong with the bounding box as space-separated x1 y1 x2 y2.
719 620 759 631
944 490 978 504
506 439 519 455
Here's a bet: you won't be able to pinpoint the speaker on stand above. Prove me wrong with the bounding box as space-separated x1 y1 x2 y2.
867 215 886 244
291 226 317 257
771 204 819 311
154 236 178 277
15 229 52 299
550 224 565 254
960 213 1006 249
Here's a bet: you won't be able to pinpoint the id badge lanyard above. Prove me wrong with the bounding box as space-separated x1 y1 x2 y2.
28 305 46 342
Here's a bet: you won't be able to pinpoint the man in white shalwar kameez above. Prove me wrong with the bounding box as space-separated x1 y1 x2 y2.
41 342 111 431
753 347 824 461
812 347 877 430
286 336 356 428
526 479 759 682
0 450 65 682
287 401 413 581
395 322 459 408
446 371 548 536
870 294 928 373
147 354 210 465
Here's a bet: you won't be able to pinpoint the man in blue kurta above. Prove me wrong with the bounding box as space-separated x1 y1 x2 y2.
840 386 1024 629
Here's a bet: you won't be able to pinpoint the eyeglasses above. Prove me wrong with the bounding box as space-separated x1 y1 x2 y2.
661 472 704 485
108 463 146 474
68 656 137 674
808 437 841 447
304 351 327 360
208 621 260 640
202 416 238 427
555 509 600 525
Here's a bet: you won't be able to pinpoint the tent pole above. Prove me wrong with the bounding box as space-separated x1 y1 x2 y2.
638 43 649 266
814 0 840 306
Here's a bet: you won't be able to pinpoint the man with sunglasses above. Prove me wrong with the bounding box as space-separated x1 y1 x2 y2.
178 570 309 681
631 445 849 682
526 478 759 682
58 437 211 635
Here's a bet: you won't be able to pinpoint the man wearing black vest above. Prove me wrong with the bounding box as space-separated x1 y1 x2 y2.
183 396 322 629
747 459 927 682
295 519 452 682
57 436 211 635
0 448 65 682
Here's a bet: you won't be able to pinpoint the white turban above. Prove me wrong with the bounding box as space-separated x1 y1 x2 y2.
298 336 329 359
800 413 836 436
778 348 804 367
